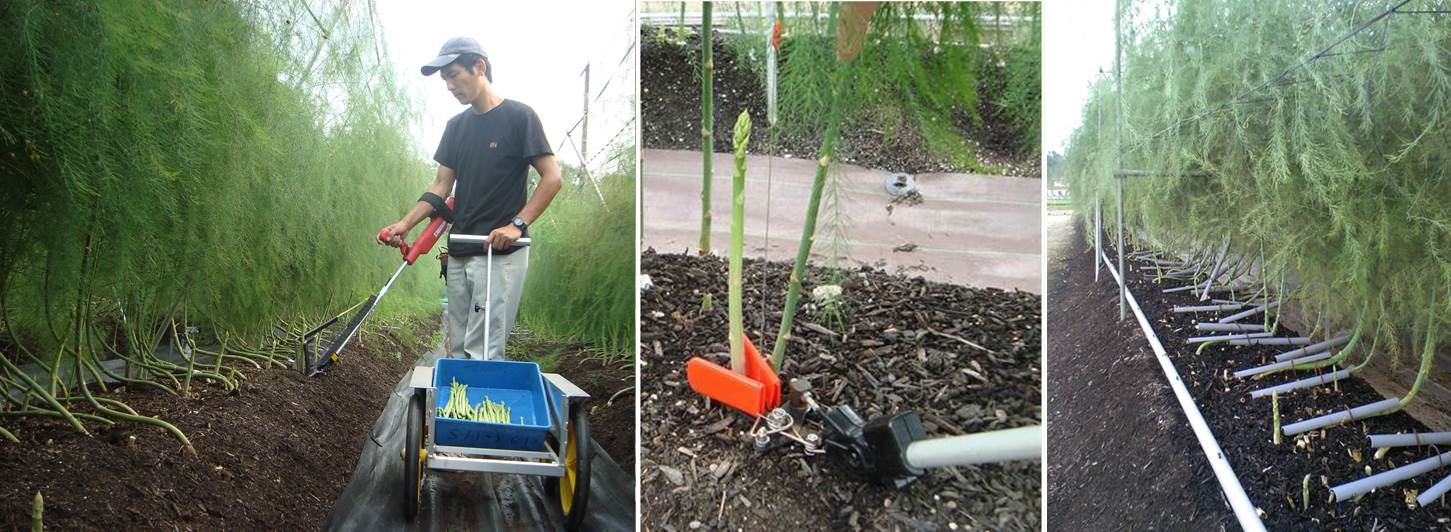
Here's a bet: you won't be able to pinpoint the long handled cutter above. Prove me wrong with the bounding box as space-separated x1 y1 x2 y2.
310 198 454 376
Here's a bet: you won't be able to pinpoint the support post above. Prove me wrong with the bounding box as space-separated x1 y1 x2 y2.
1117 179 1125 320
578 63 590 189
1094 196 1101 282
1114 0 1125 321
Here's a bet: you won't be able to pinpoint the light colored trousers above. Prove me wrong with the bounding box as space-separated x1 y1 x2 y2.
445 248 529 360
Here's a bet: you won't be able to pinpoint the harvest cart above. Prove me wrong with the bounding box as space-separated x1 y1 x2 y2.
402 358 593 529
396 233 593 529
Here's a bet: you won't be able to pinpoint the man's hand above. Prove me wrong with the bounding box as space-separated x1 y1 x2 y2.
377 221 410 248
487 224 522 250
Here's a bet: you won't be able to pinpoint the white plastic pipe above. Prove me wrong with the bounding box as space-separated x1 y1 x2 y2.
1330 450 1451 501
904 425 1041 468
1227 336 1312 346
1368 432 1451 448
1099 249 1267 532
1199 241 1230 301
1249 369 1351 398
1163 285 1198 294
1174 303 1247 313
1234 352 1333 379
1272 335 1350 362
1282 398 1400 436
1187 331 1274 344
1219 302 1278 324
1418 472 1451 507
1196 323 1266 332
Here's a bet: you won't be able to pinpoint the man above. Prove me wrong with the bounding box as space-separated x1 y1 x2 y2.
378 37 562 360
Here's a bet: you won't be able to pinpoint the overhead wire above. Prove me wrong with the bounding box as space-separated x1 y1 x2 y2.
1139 0 1414 144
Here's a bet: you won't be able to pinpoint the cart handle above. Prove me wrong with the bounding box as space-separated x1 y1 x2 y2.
447 234 532 251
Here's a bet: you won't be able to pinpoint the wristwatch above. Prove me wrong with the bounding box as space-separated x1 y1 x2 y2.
512 217 527 232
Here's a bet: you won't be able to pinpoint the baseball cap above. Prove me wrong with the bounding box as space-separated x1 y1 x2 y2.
421 37 489 76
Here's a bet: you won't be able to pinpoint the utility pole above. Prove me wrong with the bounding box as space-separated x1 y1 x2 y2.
578 63 591 189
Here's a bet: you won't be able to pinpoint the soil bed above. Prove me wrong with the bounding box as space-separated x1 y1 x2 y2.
0 312 439 530
1050 223 1451 529
1047 228 1235 530
640 250 1040 531
640 26 1039 177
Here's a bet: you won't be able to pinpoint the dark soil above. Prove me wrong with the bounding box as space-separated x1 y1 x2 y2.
1046 230 1234 531
553 349 636 472
640 26 1040 177
640 250 1041 531
0 313 439 531
1049 225 1451 530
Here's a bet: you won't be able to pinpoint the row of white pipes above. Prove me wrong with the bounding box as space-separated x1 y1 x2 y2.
1125 247 1451 510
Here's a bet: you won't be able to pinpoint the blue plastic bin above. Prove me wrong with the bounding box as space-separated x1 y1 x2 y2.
432 359 552 451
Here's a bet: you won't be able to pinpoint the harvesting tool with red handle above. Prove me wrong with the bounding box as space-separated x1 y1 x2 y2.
311 197 454 376
379 196 455 265
685 335 781 417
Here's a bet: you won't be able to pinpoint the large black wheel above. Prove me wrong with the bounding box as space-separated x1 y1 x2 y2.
403 390 425 520
545 403 591 530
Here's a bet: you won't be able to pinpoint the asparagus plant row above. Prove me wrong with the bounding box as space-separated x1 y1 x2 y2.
1123 238 1440 436
1 303 351 454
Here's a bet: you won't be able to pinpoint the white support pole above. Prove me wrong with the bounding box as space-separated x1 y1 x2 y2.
1117 179 1125 321
1094 196 1102 282
1113 0 1126 322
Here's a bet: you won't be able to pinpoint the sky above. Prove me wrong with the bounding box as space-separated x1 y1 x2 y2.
373 0 637 172
1042 0 1116 155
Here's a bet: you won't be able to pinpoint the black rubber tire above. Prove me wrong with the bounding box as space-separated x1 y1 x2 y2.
545 403 591 530
403 391 425 520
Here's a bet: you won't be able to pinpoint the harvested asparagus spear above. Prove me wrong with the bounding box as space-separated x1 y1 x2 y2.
436 379 516 424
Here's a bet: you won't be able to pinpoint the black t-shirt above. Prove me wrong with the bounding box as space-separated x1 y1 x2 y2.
433 99 552 256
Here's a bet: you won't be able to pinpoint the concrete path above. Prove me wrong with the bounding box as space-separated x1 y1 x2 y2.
641 149 1042 293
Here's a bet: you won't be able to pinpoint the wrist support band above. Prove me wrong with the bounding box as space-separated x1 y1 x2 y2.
418 192 452 222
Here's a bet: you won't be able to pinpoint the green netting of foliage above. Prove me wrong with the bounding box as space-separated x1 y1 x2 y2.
977 2 1041 158
775 2 1041 163
517 143 636 355
0 0 436 354
1065 0 1451 362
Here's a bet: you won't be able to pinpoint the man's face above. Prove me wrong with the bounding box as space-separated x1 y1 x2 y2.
441 59 486 104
